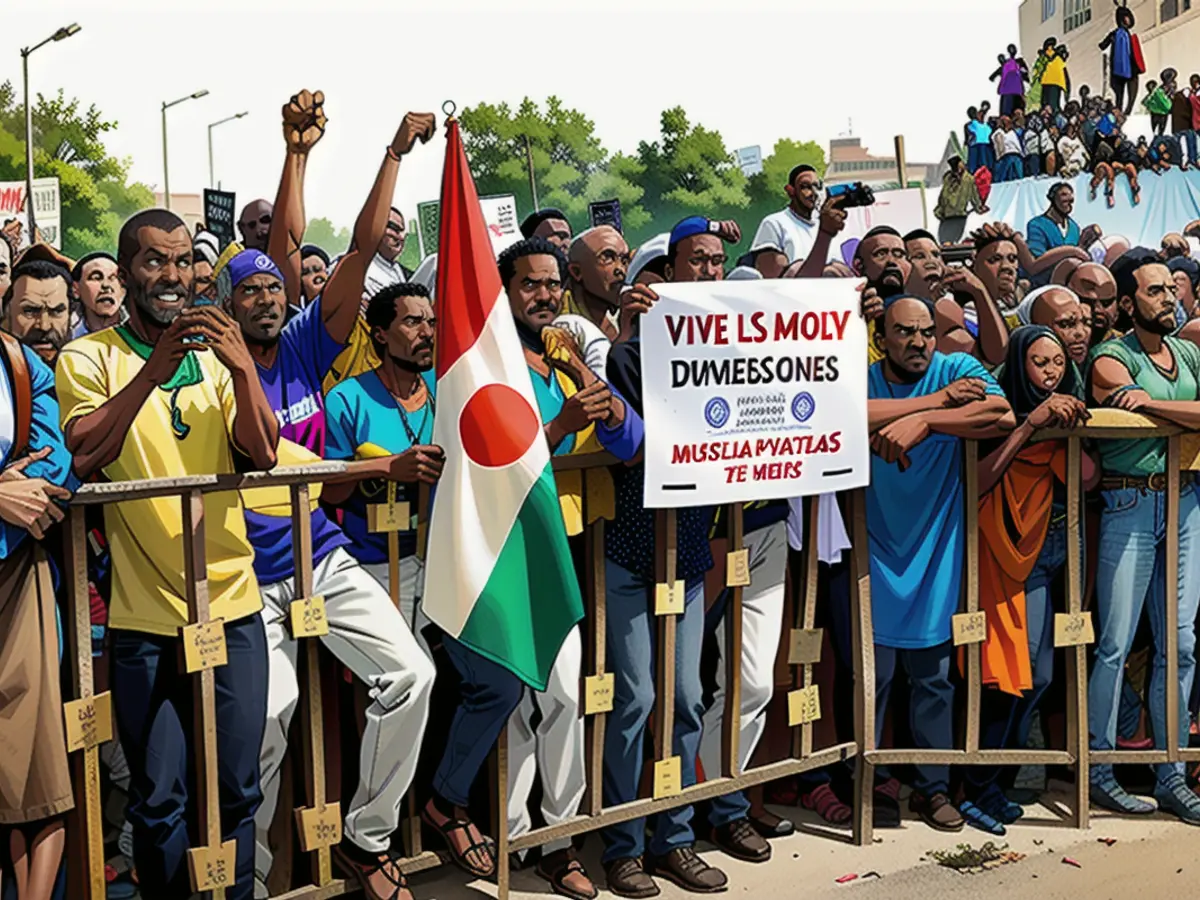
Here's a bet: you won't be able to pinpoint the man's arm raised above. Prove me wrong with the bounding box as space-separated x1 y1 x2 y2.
320 112 436 346
268 90 327 308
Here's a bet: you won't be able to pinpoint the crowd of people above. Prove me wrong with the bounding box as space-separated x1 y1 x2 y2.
956 6 1200 226
5 77 1200 900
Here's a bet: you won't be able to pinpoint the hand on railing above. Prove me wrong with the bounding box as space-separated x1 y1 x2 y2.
388 445 445 485
1027 394 1090 429
0 477 70 539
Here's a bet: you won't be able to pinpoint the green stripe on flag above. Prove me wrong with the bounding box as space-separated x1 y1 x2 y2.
455 463 584 691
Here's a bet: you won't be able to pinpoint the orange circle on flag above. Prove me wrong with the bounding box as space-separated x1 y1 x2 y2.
459 384 541 468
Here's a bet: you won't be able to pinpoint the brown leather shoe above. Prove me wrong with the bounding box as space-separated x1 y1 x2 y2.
647 847 728 893
711 818 771 863
909 791 965 832
537 848 598 900
604 857 660 899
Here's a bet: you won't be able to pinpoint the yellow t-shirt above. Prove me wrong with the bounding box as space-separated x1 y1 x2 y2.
1042 57 1067 90
324 318 379 395
57 330 262 636
867 319 884 365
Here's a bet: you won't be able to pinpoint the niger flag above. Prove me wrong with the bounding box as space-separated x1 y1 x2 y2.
422 119 582 691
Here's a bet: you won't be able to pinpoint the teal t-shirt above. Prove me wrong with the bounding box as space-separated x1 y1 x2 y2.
1089 333 1200 477
324 368 436 565
529 366 574 456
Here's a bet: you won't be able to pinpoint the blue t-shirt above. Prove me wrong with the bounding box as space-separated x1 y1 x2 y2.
529 367 575 456
245 298 349 583
324 369 436 565
866 353 1005 649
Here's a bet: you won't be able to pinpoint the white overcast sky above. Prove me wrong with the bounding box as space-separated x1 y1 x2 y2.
4 0 1020 228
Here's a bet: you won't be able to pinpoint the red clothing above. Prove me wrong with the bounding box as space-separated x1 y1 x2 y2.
974 164 993 204
1191 92 1200 130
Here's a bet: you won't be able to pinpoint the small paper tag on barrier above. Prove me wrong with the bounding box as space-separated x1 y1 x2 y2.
653 756 682 799
788 628 824 666
289 595 329 639
295 803 342 852
788 685 821 726
952 611 987 646
63 691 114 753
654 580 685 616
725 548 751 587
1181 433 1200 471
182 619 228 673
584 673 615 715
187 840 237 892
1054 612 1096 647
368 499 411 534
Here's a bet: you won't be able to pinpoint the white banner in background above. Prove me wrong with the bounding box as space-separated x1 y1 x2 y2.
641 279 869 508
479 194 521 255
0 178 62 250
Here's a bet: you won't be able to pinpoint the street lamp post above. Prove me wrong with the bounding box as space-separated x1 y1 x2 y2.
19 23 81 242
161 89 209 211
208 112 249 188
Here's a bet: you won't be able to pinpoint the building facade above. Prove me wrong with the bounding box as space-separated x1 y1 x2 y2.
825 136 940 187
1019 0 1198 102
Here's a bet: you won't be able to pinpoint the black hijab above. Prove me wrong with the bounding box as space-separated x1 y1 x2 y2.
997 325 1084 421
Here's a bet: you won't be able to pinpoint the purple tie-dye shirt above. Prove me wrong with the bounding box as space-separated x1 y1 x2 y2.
244 298 349 583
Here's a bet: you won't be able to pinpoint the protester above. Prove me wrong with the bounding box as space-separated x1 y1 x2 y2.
965 107 995 175
1143 79 1171 136
1090 133 1142 208
1026 183 1083 259
520 207 573 252
1099 4 1140 116
991 47 1028 117
4 260 73 365
363 208 414 302
57 208 280 899
992 117 1024 183
866 294 1015 832
1056 121 1090 178
751 164 826 277
1041 45 1070 113
933 156 986 244
71 251 126 337
1165 69 1197 170
192 239 219 304
238 198 274 252
1087 249 1200 825
299 243 330 305
554 224 632 379
0 231 12 299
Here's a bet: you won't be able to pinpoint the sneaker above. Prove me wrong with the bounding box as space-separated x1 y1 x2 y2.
1089 778 1156 815
647 848 728 894
909 792 965 832
873 779 902 829
604 858 659 899
959 801 1006 836
1155 775 1200 826
976 785 1024 825
710 818 771 863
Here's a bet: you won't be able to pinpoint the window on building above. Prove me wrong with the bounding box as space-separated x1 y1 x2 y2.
1161 0 1193 21
1042 0 1056 22
1064 0 1091 32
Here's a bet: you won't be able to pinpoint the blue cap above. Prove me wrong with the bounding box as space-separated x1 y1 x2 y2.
225 249 284 291
668 216 717 247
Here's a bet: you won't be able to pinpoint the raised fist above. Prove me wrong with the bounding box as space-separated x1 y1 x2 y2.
282 89 327 154
391 113 437 158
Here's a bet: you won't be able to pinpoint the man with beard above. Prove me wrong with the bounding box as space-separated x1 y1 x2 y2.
906 229 1008 366
600 216 730 897
1025 184 1100 263
1087 249 1200 826
239 103 439 900
1054 259 1122 345
971 229 1021 312
485 237 639 900
554 225 631 382
1018 286 1093 367
752 164 831 278
237 198 273 252
866 295 1014 832
71 251 126 337
4 260 73 365
56 208 279 899
855 226 912 366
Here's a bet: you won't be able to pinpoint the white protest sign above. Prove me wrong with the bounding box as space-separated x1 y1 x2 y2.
641 279 869 508
0 178 62 250
479 194 520 256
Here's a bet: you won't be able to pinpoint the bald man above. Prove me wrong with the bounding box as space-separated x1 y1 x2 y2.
1029 286 1091 366
554 226 632 383
237 198 273 252
1055 261 1121 345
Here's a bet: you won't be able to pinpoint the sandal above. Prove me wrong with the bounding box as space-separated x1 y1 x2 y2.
959 801 1006 836
333 845 412 900
420 803 496 878
537 849 598 900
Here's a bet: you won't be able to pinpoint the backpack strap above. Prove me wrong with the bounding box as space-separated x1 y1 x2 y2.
0 332 33 459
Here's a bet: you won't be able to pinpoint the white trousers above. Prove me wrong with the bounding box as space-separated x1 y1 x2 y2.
506 625 585 855
699 521 788 782
254 548 435 897
363 557 433 662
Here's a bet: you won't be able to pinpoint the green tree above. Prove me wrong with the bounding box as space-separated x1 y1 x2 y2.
0 82 154 258
751 138 827 204
303 216 351 256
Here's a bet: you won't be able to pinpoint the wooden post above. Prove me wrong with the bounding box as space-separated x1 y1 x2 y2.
65 507 106 900
181 489 232 898
654 509 680 764
290 484 335 886
722 504 745 777
1166 436 1181 764
849 490 876 847
495 728 511 900
582 479 610 816
800 497 821 759
964 441 981 754
894 135 908 188
1066 437 1089 828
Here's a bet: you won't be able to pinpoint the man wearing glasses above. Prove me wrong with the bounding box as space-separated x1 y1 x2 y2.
751 164 828 278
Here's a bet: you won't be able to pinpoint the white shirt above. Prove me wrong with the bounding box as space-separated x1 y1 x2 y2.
751 207 820 264
362 253 409 302
786 495 852 565
553 313 612 385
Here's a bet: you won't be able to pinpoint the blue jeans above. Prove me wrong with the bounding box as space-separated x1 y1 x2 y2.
1088 487 1200 786
111 615 267 900
601 560 705 862
433 634 524 807
1176 130 1199 167
875 643 954 797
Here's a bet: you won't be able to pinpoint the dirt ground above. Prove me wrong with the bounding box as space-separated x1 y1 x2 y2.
405 784 1200 900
